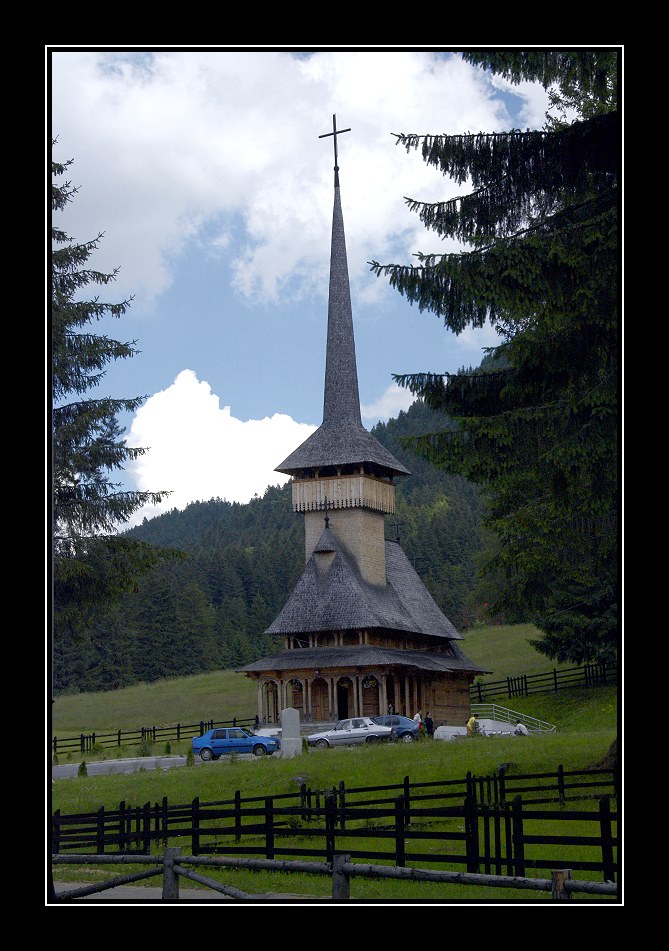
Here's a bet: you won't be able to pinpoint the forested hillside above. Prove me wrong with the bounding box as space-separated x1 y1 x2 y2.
54 399 503 695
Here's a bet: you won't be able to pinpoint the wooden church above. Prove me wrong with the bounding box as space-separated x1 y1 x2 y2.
239 117 486 727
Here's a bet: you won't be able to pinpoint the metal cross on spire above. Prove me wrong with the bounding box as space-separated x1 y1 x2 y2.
319 114 351 184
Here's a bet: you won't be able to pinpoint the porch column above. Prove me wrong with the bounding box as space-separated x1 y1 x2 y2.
327 677 333 720
404 675 411 717
413 679 419 716
257 681 263 723
377 677 384 714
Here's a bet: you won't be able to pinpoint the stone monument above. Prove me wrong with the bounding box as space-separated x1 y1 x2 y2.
279 707 303 758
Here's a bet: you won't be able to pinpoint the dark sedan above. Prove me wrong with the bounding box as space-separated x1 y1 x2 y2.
372 714 422 742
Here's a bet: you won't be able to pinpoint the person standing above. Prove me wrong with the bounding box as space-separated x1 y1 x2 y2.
424 712 434 738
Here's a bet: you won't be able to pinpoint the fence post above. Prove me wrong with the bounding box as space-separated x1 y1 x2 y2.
118 800 126 853
192 797 200 855
394 797 406 867
523 674 528 696
477 681 483 702
325 792 337 864
504 804 513 876
551 869 572 900
300 783 308 821
557 764 565 804
497 764 507 806
199 721 205 737
403 775 411 828
265 797 275 860
482 804 491 874
235 790 242 843
331 853 351 900
599 796 615 882
53 736 57 755
117 729 122 748
80 733 85 754
162 847 182 900
511 796 525 877
553 668 558 692
52 809 60 855
464 787 479 872
143 801 151 853
96 805 106 854
161 796 168 847
338 781 346 830
506 676 512 699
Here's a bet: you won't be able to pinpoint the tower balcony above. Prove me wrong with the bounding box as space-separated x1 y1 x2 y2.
291 473 396 515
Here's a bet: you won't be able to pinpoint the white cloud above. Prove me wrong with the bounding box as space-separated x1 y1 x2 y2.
361 384 415 422
123 369 316 526
51 50 548 311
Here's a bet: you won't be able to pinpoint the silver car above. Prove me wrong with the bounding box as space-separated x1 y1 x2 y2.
307 716 394 749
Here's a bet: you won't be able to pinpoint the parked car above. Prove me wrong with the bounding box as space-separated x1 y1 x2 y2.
372 714 421 742
192 727 280 761
306 716 394 749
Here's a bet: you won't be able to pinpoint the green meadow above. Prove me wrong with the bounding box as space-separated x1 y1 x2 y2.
50 624 618 902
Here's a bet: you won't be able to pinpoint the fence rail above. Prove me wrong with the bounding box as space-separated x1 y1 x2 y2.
52 766 617 883
471 662 616 702
51 850 618 902
52 717 257 756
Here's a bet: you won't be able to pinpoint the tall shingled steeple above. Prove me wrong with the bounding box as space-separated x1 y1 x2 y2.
276 116 409 479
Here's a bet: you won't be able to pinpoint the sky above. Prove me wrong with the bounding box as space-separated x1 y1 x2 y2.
49 48 553 528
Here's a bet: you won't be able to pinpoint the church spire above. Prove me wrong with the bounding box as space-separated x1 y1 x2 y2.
322 125 361 427
275 117 409 478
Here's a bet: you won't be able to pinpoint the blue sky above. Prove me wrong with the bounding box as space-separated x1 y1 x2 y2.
50 48 554 526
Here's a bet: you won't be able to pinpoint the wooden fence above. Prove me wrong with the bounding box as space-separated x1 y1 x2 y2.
52 716 257 756
470 662 617 702
51 850 619 902
52 767 617 883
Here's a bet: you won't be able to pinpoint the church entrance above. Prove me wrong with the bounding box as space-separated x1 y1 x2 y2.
310 678 329 721
337 679 352 719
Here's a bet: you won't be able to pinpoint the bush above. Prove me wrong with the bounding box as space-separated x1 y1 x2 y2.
164 742 172 755
78 760 88 777
186 749 194 767
137 738 153 757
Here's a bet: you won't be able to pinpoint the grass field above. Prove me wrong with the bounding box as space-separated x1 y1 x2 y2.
50 624 619 903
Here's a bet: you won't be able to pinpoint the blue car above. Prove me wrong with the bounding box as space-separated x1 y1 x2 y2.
372 715 422 742
192 727 280 760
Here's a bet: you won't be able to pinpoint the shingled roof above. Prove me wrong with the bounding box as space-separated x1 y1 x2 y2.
275 180 409 478
239 642 487 675
263 530 462 641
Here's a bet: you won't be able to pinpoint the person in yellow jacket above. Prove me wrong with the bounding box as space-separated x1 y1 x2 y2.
466 713 481 735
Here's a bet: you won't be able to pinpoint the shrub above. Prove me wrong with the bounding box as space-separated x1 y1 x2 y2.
186 749 194 767
138 737 153 757
78 761 88 777
164 742 172 755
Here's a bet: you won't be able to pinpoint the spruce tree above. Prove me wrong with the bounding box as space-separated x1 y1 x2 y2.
51 153 175 641
370 50 619 663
